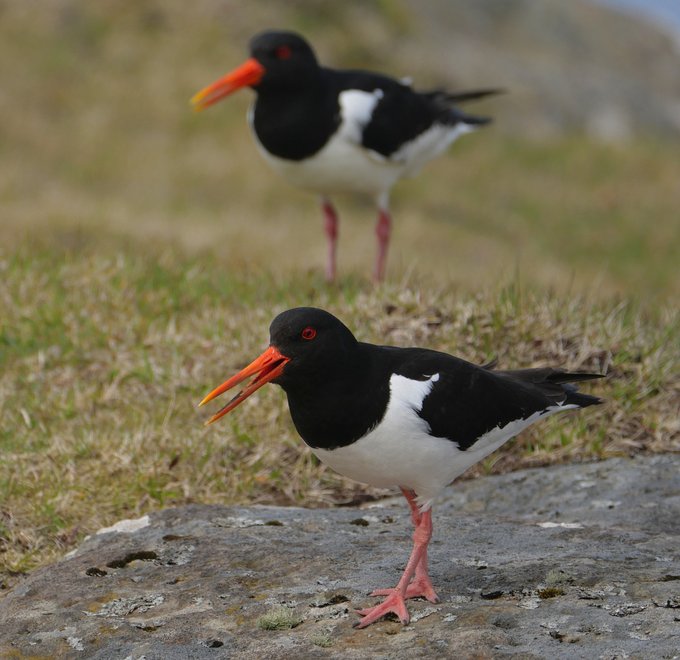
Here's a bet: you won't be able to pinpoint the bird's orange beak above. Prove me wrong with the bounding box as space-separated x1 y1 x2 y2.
191 58 266 111
199 345 290 425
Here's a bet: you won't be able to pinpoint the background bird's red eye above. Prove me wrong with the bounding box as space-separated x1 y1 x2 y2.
301 326 316 340
275 45 292 59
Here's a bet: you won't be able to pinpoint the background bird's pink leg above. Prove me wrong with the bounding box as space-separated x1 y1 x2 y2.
321 197 338 281
374 206 391 282
355 506 434 628
370 489 439 603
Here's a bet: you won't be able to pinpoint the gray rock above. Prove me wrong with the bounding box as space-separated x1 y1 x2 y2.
1 455 679 659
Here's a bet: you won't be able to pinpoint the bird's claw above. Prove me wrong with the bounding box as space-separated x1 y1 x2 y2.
354 589 410 628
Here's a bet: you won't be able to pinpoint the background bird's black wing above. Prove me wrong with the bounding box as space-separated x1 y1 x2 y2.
434 88 504 104
332 70 495 157
332 70 437 157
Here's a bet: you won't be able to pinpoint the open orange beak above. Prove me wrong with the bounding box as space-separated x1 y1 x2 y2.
199 346 290 425
191 58 266 111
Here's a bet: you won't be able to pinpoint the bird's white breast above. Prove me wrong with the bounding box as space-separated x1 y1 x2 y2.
313 373 455 509
249 87 477 198
312 373 573 510
250 90 404 198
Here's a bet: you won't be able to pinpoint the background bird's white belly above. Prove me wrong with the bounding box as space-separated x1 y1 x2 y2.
255 133 403 196
251 89 408 197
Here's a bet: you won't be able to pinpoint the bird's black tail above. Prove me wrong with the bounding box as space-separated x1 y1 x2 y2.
430 88 504 127
440 88 505 104
489 366 604 409
554 372 604 408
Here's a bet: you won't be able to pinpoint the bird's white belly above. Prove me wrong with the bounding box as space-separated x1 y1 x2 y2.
312 418 467 511
312 373 571 510
255 133 403 198
250 89 407 198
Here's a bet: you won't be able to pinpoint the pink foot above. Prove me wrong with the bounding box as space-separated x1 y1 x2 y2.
354 491 436 629
371 575 439 603
354 590 410 628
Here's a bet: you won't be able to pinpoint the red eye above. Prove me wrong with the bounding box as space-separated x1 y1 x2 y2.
301 326 316 340
275 45 292 60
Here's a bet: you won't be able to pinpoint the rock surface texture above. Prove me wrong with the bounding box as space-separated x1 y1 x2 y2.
1 455 678 659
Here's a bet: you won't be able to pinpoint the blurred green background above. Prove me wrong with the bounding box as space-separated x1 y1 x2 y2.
2 0 679 295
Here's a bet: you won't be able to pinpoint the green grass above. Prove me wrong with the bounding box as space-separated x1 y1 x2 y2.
1 240 677 583
0 2 679 588
257 606 304 631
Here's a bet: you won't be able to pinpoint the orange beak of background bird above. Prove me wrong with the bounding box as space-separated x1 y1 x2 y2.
199 345 290 425
191 58 266 111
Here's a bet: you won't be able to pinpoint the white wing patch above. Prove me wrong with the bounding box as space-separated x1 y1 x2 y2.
337 89 384 144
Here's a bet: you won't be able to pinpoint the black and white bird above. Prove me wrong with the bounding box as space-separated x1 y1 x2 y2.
200 307 603 628
191 30 500 281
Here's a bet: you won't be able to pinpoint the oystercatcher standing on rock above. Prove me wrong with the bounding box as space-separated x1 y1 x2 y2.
192 30 500 281
200 307 602 628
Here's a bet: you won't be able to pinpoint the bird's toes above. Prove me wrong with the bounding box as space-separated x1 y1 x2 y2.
368 588 393 597
354 607 375 616
354 591 411 628
404 576 440 603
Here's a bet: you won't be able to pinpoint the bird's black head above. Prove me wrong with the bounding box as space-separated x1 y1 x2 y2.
248 31 320 91
191 30 319 110
199 307 358 424
249 31 317 66
267 307 358 389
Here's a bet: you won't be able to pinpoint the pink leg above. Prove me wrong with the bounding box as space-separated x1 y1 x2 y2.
355 499 436 628
370 489 439 603
321 198 338 282
374 207 391 282
401 489 439 602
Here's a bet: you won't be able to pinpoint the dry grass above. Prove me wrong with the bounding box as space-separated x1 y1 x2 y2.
1 242 678 586
1 2 679 589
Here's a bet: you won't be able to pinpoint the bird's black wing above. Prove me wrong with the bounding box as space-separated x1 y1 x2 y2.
330 69 496 158
331 70 453 158
392 348 602 451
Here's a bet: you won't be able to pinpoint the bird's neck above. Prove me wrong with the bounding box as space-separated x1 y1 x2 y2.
282 346 391 450
251 81 340 161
